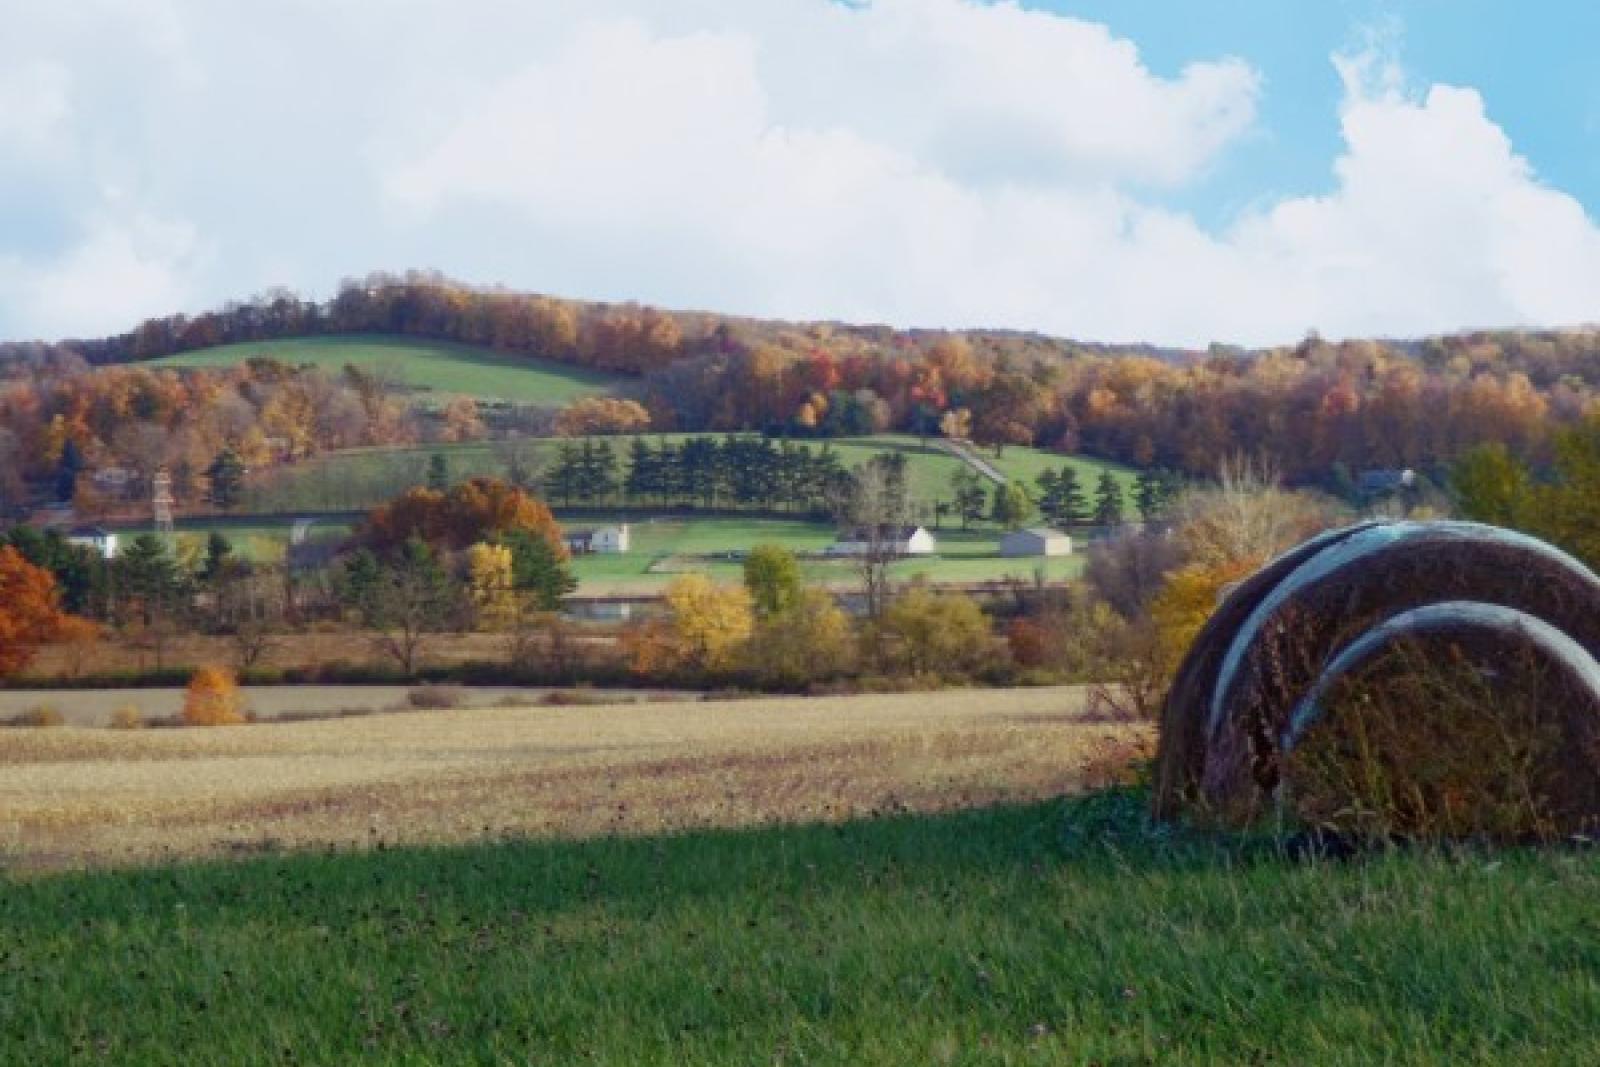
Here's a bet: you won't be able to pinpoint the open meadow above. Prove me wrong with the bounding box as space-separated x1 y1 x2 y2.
150 333 623 404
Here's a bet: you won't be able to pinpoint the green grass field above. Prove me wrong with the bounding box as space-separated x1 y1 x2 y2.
569 518 1084 592
152 334 622 404
4 787 1595 1065
984 443 1139 499
147 511 1081 588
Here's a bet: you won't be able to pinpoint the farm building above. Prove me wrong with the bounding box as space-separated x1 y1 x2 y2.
827 525 937 557
566 524 631 554
1357 468 1416 497
66 525 119 559
999 527 1073 557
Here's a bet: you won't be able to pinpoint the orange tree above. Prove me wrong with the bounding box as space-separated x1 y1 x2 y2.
360 478 567 557
183 665 245 726
0 546 73 678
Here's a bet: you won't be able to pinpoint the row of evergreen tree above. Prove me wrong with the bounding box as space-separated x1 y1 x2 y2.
543 437 856 512
537 434 1183 527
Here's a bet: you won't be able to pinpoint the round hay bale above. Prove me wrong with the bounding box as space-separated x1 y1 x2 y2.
1150 521 1380 817
1282 604 1600 841
1155 520 1600 835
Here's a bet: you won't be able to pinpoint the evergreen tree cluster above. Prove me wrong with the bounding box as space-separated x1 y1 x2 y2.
544 436 855 513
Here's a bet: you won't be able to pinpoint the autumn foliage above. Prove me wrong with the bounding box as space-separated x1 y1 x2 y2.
553 396 651 436
0 546 73 679
359 477 568 557
6 274 1594 507
183 666 246 726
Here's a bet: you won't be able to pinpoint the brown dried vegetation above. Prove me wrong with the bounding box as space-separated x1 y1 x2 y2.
0 686 1146 872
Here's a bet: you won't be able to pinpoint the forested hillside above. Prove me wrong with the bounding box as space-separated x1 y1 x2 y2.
2 272 1597 514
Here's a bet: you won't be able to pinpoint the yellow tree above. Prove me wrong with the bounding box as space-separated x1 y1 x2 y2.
743 589 855 687
878 587 993 677
1149 560 1256 680
663 574 754 672
467 542 518 631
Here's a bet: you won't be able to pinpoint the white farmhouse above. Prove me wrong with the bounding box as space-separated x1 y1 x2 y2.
827 525 937 557
999 527 1073 558
566 523 631 554
66 525 119 560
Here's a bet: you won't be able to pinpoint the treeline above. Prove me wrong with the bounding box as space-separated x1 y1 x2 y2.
543 436 855 514
7 273 1600 489
0 358 489 516
641 336 1586 487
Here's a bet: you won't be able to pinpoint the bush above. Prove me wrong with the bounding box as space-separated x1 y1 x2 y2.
108 705 144 730
16 704 63 728
183 666 246 726
407 683 468 710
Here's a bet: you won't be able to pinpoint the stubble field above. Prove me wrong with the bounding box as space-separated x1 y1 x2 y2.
0 686 1142 873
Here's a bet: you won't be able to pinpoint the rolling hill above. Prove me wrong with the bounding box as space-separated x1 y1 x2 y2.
150 334 624 405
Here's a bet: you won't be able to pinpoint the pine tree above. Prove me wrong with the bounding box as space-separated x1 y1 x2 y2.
200 531 234 581
625 438 656 503
1093 471 1125 527
1035 469 1062 525
502 529 578 610
207 447 247 510
426 453 449 492
1136 469 1163 523
544 443 582 506
55 439 84 503
1058 467 1089 525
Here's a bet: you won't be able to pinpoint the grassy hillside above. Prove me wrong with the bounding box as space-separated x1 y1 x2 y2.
3 787 1594 1065
151 334 623 404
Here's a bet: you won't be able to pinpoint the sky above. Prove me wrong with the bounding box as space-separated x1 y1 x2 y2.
1 0 1598 348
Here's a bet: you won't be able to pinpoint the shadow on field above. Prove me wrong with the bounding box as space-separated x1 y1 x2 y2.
4 786 1286 923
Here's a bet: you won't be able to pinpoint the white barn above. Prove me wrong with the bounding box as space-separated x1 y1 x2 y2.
827 525 937 557
999 527 1073 558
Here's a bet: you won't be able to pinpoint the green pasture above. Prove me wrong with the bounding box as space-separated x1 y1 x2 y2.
151 334 622 404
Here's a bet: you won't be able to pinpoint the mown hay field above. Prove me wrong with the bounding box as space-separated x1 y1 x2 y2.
0 686 1141 872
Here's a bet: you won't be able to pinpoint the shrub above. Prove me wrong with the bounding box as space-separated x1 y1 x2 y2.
16 704 63 728
406 683 468 710
183 666 246 726
108 705 145 730
539 688 617 707
1005 618 1051 669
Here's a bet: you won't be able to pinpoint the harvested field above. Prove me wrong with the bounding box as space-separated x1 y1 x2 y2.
0 686 1143 873
0 684 685 727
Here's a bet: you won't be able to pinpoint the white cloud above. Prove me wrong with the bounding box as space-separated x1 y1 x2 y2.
0 212 203 339
0 1 1597 347
0 61 73 155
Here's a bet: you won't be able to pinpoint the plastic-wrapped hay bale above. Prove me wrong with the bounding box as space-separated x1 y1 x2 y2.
1282 604 1600 840
1155 520 1600 837
1150 522 1378 818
